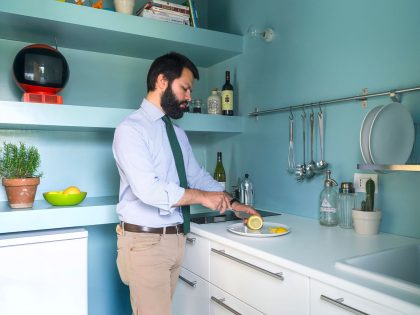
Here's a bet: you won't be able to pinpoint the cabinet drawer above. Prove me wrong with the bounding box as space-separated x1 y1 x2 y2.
173 268 210 315
210 242 310 315
210 284 264 315
183 233 210 280
310 279 403 315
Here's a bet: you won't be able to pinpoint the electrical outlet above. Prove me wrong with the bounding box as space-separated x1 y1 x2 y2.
354 173 378 193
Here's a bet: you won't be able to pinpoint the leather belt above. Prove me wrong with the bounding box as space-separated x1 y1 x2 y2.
121 222 184 234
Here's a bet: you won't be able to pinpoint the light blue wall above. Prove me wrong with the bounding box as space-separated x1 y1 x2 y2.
207 0 420 239
0 37 211 314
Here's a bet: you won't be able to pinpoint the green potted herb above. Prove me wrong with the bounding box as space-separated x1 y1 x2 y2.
352 178 382 235
0 142 42 208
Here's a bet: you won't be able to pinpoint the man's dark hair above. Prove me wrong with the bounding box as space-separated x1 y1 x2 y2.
147 52 199 92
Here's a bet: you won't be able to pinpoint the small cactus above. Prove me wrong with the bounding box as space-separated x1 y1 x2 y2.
361 178 375 211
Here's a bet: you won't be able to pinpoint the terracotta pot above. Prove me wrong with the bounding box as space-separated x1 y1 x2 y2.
2 177 40 209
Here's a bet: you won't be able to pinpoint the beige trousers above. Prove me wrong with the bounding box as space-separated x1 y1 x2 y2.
116 225 186 315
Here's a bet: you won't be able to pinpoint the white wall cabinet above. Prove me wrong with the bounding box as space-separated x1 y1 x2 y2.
310 279 403 315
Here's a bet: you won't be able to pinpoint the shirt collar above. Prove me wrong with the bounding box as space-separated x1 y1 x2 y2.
140 98 165 122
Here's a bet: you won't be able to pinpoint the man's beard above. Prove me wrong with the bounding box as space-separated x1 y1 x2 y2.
161 86 186 119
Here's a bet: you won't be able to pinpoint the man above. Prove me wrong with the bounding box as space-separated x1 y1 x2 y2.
112 52 258 315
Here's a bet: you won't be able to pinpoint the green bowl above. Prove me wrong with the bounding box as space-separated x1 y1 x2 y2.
43 191 87 206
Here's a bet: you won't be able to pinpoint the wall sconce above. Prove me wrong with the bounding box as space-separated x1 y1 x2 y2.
248 26 276 43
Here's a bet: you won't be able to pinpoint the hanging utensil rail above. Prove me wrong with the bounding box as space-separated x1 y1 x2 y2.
248 85 420 117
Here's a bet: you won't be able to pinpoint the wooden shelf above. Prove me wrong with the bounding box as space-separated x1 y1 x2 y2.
0 101 243 133
0 1 243 67
357 164 420 172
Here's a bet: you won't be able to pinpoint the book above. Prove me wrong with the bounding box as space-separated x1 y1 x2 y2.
151 0 190 13
138 2 190 20
183 0 199 27
139 8 190 26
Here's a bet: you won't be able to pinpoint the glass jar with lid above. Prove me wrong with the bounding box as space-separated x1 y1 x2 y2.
337 182 356 228
207 89 222 115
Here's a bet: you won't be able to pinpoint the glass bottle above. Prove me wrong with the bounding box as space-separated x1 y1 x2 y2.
319 170 338 226
337 182 356 229
240 174 254 206
213 152 226 190
192 99 202 113
207 89 222 115
221 71 234 116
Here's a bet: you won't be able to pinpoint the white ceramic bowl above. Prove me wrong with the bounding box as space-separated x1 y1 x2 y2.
360 105 383 164
368 102 414 165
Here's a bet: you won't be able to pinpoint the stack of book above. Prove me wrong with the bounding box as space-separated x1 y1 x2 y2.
137 0 194 26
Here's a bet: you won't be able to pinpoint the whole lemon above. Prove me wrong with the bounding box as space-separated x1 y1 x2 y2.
63 186 81 195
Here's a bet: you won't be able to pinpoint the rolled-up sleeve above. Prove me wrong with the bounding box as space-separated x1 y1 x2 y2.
113 124 184 213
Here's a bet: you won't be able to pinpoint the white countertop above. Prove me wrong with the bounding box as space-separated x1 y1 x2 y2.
191 213 420 313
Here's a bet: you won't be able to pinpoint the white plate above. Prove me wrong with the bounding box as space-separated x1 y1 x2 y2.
227 222 290 237
360 105 383 164
369 102 414 165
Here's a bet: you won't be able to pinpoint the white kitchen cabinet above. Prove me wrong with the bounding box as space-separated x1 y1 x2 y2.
210 284 264 315
210 241 310 315
183 233 211 280
310 279 403 315
172 267 210 315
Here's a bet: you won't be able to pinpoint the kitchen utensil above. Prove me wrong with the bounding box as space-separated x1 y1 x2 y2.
43 191 87 206
295 111 307 181
368 102 414 165
305 110 315 178
314 108 328 173
227 222 290 237
287 111 296 174
360 105 383 164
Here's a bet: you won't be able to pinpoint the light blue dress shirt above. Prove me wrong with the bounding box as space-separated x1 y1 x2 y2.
113 99 223 227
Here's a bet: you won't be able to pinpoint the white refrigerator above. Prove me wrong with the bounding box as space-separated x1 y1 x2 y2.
0 228 88 315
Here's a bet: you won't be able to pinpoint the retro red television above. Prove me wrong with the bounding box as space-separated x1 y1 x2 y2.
13 44 69 104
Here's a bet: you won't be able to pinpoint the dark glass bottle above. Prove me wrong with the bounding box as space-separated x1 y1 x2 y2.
221 71 234 116
213 152 226 190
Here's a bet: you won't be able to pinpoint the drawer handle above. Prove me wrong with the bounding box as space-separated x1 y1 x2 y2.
320 294 369 315
186 237 196 244
211 296 242 315
179 275 197 288
211 248 284 281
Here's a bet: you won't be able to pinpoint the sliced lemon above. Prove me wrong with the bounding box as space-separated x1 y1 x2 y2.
246 215 263 230
268 227 288 234
63 186 81 195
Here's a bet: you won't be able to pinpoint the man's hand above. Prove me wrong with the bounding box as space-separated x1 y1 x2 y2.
231 201 259 218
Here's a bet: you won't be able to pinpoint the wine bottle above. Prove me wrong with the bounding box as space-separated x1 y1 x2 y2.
221 71 234 116
213 152 226 189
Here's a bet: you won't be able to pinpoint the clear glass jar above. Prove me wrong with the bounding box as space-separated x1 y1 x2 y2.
207 89 222 115
192 99 202 113
337 182 356 228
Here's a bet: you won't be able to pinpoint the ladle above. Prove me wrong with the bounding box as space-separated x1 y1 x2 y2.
295 110 306 181
314 106 329 173
305 109 315 178
287 109 296 174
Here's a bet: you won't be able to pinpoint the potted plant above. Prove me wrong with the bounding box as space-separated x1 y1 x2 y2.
0 142 42 208
352 178 381 235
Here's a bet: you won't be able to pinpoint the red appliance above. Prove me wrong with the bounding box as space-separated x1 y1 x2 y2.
13 44 69 104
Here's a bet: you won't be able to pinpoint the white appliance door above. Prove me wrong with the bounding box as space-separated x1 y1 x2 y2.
0 228 88 315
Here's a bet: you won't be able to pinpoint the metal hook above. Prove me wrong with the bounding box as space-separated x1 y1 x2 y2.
301 107 306 119
310 103 314 115
389 90 400 103
318 102 323 114
289 107 294 120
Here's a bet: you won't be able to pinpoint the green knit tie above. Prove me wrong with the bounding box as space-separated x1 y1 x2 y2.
162 115 190 234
